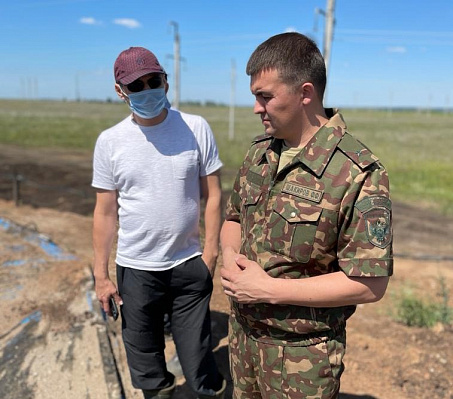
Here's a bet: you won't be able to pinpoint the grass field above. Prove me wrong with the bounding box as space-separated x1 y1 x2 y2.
1 99 452 215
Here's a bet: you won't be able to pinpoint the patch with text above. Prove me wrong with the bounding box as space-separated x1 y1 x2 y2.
282 182 323 203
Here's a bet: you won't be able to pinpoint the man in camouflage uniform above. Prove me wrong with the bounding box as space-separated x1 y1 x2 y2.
220 33 393 398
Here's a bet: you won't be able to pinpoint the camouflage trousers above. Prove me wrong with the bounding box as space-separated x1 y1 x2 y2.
229 317 346 399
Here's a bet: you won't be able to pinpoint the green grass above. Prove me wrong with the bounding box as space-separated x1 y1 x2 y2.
342 109 453 215
0 99 128 149
1 99 452 216
392 276 452 328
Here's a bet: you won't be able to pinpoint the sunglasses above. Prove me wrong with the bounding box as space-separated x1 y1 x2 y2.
126 76 163 92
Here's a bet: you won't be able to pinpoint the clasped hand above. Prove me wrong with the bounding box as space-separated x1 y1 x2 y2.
220 255 273 304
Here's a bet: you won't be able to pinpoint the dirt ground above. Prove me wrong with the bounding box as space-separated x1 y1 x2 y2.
0 143 452 399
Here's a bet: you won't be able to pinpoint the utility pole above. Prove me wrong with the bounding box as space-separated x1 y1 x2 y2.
170 21 181 109
228 59 236 141
323 0 336 80
34 77 39 99
27 77 32 99
75 72 80 101
314 0 336 104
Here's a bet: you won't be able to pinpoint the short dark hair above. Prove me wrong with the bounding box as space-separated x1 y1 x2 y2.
246 32 326 99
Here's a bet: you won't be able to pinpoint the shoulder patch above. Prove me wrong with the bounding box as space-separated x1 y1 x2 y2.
355 196 391 212
338 133 379 170
356 196 392 249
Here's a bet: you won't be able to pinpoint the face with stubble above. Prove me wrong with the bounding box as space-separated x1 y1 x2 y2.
250 69 305 143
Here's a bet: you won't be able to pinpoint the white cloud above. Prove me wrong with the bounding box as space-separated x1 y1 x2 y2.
80 17 102 25
284 26 297 33
113 18 141 29
387 46 407 54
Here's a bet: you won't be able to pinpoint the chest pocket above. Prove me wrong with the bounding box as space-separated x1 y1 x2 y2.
171 150 199 180
264 196 322 263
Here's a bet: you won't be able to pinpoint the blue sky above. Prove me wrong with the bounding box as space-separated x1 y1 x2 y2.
1 0 452 109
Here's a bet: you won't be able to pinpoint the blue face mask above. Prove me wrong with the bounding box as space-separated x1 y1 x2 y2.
126 87 167 119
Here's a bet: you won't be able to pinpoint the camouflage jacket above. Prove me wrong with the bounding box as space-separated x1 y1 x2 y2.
225 112 393 344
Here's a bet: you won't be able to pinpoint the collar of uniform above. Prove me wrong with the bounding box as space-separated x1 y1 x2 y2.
291 112 347 177
257 112 347 176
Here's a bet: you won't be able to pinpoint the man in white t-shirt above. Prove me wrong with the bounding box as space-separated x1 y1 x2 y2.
92 46 225 399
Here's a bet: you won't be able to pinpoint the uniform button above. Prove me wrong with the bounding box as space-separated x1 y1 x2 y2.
290 211 296 218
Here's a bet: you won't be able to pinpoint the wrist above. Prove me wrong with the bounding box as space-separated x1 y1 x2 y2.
222 246 238 257
93 268 110 281
203 247 219 260
267 278 287 305
267 278 279 304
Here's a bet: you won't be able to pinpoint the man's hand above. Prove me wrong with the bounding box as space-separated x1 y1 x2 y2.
95 276 123 316
220 256 274 304
202 252 218 278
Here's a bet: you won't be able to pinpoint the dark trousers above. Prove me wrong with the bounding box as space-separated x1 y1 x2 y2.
117 256 223 396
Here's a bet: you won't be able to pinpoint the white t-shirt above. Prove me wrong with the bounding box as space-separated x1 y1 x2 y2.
92 109 223 271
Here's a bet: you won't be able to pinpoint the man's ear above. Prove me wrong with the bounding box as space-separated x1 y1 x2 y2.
115 83 128 102
301 82 316 106
163 76 170 94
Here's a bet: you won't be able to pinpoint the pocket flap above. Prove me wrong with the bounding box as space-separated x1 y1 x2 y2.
273 197 322 223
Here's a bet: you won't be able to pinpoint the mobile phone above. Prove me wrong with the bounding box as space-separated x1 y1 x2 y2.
109 297 119 321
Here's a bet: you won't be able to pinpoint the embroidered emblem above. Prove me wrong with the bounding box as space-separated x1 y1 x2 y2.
363 208 392 248
282 182 323 203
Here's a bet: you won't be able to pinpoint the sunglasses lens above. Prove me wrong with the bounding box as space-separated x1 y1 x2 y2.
126 76 162 92
147 77 162 89
127 80 145 92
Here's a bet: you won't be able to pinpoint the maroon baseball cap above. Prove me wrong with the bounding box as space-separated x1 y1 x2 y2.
114 47 165 85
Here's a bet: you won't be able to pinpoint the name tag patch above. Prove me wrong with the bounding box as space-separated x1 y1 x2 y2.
246 171 265 187
282 182 323 203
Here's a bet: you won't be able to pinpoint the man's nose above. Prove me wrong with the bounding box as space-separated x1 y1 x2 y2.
253 99 265 114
